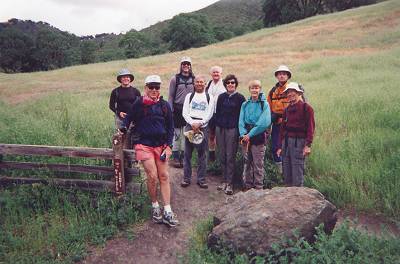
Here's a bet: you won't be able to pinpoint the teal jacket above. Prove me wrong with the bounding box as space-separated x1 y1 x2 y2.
239 93 271 138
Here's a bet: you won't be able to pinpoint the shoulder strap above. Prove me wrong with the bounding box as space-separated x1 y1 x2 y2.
206 80 212 92
189 92 210 104
115 87 119 110
269 84 278 102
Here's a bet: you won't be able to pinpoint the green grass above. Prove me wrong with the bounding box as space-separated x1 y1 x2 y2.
0 92 149 263
0 185 148 263
181 219 400 264
296 47 400 217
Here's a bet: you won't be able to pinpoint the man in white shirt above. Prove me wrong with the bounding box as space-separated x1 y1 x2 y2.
206 66 226 162
181 75 214 189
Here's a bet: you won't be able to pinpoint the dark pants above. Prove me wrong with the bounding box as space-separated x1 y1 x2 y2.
282 137 305 186
216 127 239 184
183 126 208 184
271 123 282 163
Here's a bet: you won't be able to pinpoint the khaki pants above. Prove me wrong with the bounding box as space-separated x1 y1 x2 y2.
241 143 266 189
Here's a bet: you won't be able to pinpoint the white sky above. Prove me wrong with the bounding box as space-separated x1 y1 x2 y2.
1 0 220 36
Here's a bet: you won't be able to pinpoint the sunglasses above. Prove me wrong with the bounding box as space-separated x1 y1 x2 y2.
148 85 160 90
181 62 191 66
226 81 236 85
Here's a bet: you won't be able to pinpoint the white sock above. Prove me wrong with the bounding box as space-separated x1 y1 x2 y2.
164 205 172 214
152 201 159 208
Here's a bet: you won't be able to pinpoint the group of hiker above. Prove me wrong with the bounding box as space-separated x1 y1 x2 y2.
109 57 315 227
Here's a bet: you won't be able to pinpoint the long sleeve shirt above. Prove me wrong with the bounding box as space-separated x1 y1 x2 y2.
109 86 141 116
182 92 214 128
238 93 271 138
279 100 315 148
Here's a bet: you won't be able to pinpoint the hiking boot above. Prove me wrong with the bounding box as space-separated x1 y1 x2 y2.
163 211 179 227
197 182 208 189
152 207 162 224
217 182 227 191
224 184 233 195
180 180 190 187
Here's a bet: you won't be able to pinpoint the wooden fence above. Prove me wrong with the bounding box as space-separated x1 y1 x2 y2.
0 133 141 195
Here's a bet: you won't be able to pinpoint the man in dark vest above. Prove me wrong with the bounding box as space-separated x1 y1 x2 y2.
168 57 195 168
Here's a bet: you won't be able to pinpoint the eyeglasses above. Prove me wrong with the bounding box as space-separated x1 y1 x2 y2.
148 85 160 90
181 62 191 66
226 81 236 85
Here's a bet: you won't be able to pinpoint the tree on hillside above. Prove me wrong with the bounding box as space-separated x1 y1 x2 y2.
263 0 377 27
80 41 97 64
324 0 376 11
32 29 71 70
161 13 216 51
119 30 152 58
0 28 34 73
263 0 324 27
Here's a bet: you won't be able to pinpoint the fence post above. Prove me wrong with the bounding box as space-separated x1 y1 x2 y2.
112 132 125 195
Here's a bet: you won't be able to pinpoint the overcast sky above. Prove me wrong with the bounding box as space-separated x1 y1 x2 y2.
1 0 220 36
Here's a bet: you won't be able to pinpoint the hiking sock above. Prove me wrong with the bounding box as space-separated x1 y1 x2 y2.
164 205 172 214
152 201 159 208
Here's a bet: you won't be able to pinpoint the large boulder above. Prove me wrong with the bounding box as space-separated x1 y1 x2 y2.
207 187 337 255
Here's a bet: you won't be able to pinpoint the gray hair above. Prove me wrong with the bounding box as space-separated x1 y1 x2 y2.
210 66 222 74
194 75 207 83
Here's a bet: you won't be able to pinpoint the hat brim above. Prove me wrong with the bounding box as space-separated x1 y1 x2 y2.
117 74 134 83
274 71 291 78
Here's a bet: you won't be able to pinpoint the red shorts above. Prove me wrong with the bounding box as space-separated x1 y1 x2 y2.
135 144 165 161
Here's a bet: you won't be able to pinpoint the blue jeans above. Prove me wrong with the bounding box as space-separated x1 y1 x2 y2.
183 126 208 184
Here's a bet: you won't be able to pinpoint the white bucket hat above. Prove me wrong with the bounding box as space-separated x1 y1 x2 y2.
145 75 162 84
283 82 303 93
180 56 192 64
274 65 292 79
183 130 204 144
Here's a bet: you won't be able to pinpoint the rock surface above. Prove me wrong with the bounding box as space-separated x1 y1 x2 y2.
207 187 338 255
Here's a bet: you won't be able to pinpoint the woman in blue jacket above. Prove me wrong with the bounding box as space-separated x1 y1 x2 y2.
238 80 271 190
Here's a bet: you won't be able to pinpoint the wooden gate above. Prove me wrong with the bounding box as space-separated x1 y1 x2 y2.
0 133 141 195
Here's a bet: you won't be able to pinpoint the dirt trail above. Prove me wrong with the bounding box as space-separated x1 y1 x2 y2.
83 167 400 264
83 167 226 264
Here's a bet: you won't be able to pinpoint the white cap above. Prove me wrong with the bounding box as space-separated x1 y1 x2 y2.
145 75 162 84
274 65 292 78
180 56 192 64
283 82 303 93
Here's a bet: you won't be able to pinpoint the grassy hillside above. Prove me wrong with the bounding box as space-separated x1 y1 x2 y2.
0 1 399 261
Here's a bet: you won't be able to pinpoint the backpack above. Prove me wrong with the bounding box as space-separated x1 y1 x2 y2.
205 80 212 92
244 93 265 111
269 83 306 103
189 92 210 105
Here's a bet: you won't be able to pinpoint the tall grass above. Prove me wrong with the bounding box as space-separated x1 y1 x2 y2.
181 219 400 264
297 47 400 217
0 92 149 263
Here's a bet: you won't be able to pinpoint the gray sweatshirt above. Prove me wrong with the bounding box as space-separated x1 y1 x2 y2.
168 74 195 111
